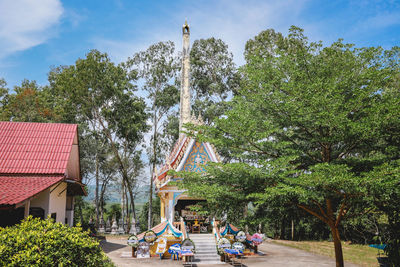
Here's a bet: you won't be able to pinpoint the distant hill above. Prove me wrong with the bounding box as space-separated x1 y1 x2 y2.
84 184 150 204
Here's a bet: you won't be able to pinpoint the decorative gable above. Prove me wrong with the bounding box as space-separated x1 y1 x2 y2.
182 141 211 173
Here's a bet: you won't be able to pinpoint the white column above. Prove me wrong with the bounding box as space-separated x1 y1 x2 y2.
168 199 174 223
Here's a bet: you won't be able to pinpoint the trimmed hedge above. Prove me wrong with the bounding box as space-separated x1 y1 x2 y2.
0 216 114 267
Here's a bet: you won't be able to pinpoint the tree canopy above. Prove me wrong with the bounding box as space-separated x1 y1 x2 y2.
180 26 400 267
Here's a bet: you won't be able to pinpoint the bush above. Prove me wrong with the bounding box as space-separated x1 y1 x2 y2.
0 216 114 267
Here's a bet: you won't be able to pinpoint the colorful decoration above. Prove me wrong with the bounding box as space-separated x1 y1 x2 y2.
127 235 139 248
235 231 246 243
168 243 181 260
183 142 211 172
144 230 157 243
225 234 235 242
221 223 240 236
217 238 231 255
137 242 150 258
232 242 245 252
224 248 243 255
181 238 196 252
138 221 183 242
251 233 263 246
155 237 167 259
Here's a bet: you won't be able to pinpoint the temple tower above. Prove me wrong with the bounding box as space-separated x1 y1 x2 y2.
155 21 220 225
179 20 191 135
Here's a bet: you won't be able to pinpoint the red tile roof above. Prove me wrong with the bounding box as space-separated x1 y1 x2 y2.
0 122 77 174
0 175 64 206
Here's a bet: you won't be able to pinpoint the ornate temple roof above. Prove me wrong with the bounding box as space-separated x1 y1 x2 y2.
154 136 221 189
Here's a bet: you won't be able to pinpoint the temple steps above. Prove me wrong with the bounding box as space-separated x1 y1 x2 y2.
190 234 224 265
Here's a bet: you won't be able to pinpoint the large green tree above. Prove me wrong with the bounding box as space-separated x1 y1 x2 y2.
181 27 400 267
49 50 148 226
126 41 180 228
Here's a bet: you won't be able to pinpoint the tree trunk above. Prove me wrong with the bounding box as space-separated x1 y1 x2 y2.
297 201 345 267
125 178 137 233
291 219 294 240
125 188 129 223
121 180 125 231
99 178 109 226
280 217 285 239
330 225 344 267
95 148 99 228
148 164 154 229
148 108 158 229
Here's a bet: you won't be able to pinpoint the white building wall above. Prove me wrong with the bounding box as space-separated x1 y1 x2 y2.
30 188 50 215
48 182 67 224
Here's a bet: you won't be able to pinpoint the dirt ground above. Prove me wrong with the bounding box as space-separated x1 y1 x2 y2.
101 235 361 267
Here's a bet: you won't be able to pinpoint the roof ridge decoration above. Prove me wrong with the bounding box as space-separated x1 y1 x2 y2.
155 138 221 189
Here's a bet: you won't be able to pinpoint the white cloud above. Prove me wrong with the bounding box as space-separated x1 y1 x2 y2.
359 11 400 30
0 0 63 58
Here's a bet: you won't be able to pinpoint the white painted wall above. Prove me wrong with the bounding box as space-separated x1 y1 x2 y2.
48 182 67 224
30 188 50 216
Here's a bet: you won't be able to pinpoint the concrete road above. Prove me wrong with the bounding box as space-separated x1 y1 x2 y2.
101 236 361 267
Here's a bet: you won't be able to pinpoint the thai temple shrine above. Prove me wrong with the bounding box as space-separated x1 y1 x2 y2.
154 21 220 229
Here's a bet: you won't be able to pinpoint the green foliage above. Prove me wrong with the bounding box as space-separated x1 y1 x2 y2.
139 198 160 230
127 41 180 164
49 50 148 148
366 161 400 265
104 203 122 223
1 79 62 122
182 26 400 267
190 38 239 124
0 216 114 267
176 162 269 225
0 78 9 120
73 197 95 226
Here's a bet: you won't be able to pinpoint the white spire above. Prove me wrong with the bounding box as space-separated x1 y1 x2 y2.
179 20 191 136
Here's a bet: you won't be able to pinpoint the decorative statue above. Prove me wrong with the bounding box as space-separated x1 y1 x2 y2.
98 216 105 233
106 218 111 233
129 216 137 235
111 216 118 235
118 218 125 234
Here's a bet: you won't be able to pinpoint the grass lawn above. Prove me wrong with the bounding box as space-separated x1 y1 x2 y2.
272 240 381 267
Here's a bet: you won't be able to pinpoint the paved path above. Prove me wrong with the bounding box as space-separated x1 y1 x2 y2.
101 236 361 267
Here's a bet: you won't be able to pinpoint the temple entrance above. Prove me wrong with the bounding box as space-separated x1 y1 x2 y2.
175 199 210 233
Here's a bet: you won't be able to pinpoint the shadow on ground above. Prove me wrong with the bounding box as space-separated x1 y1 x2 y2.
100 240 126 253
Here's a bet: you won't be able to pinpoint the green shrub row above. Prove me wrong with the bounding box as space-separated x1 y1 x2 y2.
0 216 114 267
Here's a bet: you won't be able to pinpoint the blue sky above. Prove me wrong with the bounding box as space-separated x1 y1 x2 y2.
0 0 399 89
